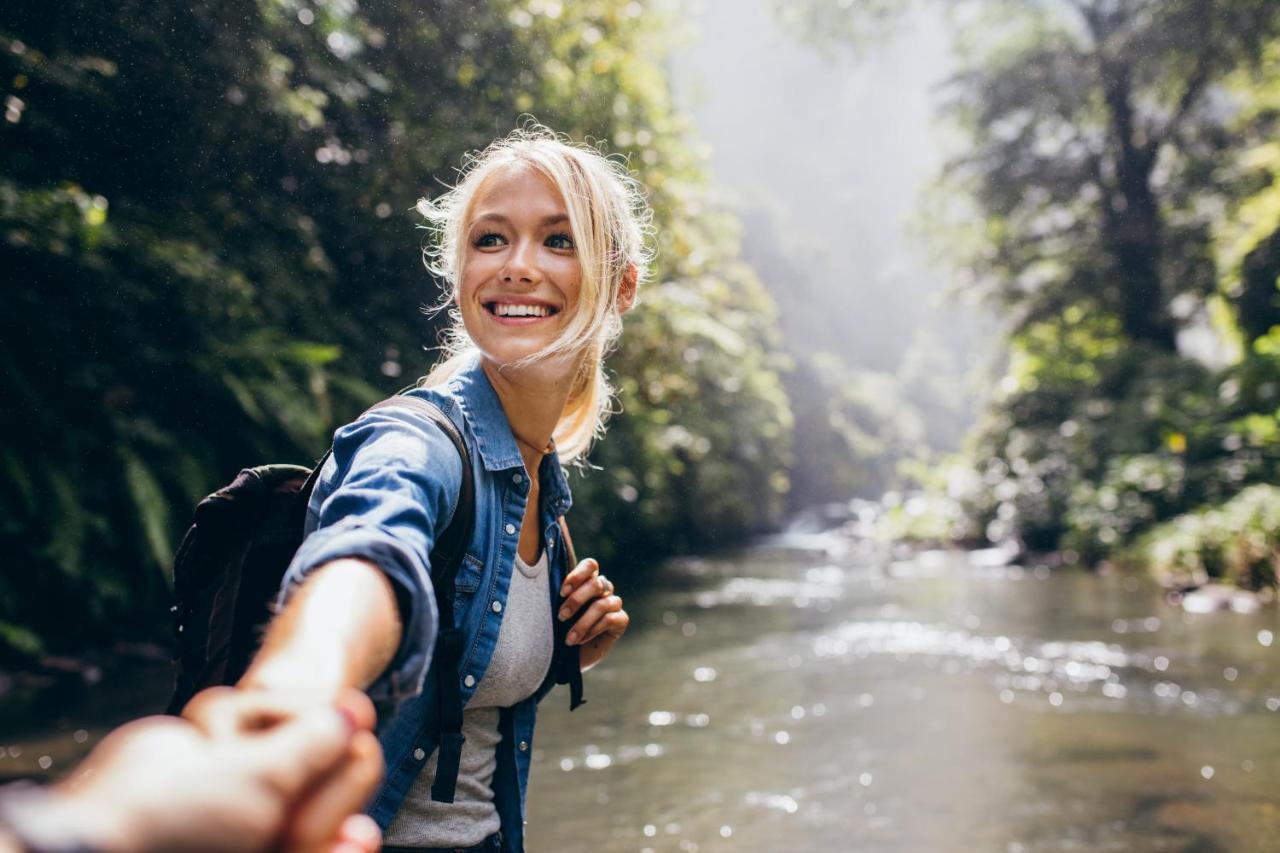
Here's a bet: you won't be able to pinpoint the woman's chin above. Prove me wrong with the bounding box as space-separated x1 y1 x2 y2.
479 345 586 383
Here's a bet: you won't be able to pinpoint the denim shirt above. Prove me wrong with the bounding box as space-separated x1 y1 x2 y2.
278 356 577 852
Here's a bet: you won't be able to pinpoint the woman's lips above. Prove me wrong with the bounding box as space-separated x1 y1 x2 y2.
483 300 559 326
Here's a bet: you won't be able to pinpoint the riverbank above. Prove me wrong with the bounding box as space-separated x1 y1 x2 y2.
0 645 172 785
824 486 1280 610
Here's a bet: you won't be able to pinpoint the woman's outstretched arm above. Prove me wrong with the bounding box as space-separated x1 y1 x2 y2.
183 558 402 738
242 558 403 698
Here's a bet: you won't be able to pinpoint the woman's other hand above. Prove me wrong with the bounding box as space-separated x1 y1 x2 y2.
558 558 629 670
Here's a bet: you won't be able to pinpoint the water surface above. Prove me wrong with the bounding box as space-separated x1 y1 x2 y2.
526 536 1280 852
3 534 1277 851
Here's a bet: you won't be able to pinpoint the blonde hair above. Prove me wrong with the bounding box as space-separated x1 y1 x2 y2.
417 123 652 461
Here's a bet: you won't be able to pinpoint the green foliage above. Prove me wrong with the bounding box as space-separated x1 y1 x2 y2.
961 341 1278 558
767 0 914 59
875 468 972 540
0 0 796 656
1135 484 1280 590
1064 454 1188 563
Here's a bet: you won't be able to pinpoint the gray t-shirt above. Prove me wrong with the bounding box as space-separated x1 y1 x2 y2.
385 549 553 847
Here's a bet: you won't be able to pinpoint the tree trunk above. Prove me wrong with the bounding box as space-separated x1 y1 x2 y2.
1238 226 1280 343
1099 58 1178 352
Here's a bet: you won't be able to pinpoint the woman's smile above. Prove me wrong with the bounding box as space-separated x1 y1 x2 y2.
483 298 561 325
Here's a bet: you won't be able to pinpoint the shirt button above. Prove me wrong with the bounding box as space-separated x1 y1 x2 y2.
464 674 476 688
491 600 503 613
518 740 529 752
505 523 516 535
413 748 425 761
512 472 523 484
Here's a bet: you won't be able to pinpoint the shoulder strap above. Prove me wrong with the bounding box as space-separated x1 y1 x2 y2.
554 515 586 711
556 516 577 569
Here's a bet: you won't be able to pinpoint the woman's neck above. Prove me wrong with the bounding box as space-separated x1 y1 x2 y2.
480 357 576 473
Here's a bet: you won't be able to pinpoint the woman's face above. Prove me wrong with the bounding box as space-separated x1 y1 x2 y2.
458 162 584 376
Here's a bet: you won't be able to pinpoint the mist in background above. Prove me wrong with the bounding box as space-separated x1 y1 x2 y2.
671 0 994 472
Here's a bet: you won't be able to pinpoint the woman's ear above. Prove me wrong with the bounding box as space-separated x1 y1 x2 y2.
616 264 638 314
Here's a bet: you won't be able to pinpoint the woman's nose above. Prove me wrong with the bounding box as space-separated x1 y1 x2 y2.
501 240 541 285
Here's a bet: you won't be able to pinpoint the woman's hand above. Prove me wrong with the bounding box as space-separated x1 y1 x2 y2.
558 558 629 670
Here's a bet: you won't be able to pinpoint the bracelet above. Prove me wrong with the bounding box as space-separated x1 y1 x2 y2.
0 782 104 853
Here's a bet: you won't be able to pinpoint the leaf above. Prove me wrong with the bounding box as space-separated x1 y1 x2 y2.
119 447 174 584
282 340 343 367
0 620 43 659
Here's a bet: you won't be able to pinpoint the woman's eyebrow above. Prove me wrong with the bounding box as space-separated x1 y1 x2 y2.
470 212 569 227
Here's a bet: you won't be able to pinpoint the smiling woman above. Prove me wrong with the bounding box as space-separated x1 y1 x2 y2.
180 124 653 853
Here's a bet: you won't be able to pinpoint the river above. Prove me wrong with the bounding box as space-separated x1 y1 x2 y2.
526 532 1280 852
3 530 1278 851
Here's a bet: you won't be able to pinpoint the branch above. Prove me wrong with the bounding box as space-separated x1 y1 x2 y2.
1156 45 1213 147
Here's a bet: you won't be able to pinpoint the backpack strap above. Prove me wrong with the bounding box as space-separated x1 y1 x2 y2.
363 397 474 804
553 516 586 711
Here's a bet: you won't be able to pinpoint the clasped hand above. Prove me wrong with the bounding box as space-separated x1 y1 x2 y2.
15 688 384 853
558 557 630 670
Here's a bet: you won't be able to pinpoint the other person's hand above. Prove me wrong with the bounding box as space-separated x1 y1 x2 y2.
559 557 629 670
3 688 383 853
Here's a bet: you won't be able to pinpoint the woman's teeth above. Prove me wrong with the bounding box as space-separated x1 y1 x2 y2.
491 303 552 317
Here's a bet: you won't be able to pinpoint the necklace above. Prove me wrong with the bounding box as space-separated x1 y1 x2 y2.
513 431 554 456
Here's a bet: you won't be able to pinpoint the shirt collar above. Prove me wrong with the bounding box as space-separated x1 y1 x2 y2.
448 355 523 473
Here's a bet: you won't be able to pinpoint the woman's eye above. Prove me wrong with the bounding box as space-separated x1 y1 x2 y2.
546 232 575 250
473 232 505 248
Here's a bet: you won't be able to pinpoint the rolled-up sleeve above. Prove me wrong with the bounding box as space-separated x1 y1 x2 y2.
277 404 464 704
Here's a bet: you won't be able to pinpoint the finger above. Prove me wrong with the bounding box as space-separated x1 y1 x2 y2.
558 558 599 597
244 708 354 800
332 688 377 733
182 686 260 739
567 596 622 645
580 607 629 646
332 814 381 853
284 731 383 852
559 572 610 622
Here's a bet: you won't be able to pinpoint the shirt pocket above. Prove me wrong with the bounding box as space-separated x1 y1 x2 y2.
450 552 487 623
